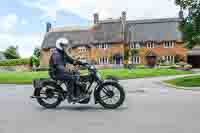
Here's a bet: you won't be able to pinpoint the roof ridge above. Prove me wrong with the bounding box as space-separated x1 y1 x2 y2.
50 25 92 32
99 18 121 24
127 17 182 24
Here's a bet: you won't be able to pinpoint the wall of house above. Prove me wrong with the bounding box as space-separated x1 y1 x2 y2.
40 42 187 67
90 43 125 64
40 49 51 67
71 47 91 61
139 42 187 65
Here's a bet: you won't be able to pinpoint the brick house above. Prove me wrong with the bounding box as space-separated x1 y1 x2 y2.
40 11 187 67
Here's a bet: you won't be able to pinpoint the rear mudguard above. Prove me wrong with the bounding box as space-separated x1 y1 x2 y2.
94 80 120 104
32 79 64 98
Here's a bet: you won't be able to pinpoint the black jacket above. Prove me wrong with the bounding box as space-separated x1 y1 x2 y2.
49 48 86 79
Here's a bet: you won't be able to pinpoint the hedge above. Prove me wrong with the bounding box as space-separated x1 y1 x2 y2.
0 58 31 66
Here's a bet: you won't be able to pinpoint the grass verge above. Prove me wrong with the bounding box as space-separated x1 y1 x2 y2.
165 75 200 88
0 68 192 84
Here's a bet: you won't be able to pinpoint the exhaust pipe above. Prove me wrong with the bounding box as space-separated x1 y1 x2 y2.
30 96 48 99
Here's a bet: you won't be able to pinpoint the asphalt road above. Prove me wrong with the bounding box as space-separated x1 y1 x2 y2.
0 75 200 133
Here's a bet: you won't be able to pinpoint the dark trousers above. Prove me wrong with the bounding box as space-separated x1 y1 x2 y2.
56 72 77 97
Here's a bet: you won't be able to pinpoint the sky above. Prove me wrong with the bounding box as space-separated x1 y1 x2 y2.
0 0 181 57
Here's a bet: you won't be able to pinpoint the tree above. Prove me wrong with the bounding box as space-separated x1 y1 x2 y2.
33 48 40 58
175 0 200 48
4 45 20 59
30 47 41 68
130 49 139 57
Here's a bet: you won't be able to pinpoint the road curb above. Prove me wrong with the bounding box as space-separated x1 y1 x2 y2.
161 81 200 91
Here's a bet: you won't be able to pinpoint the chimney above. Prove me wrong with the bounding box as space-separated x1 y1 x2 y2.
93 13 99 24
121 11 127 41
121 11 126 22
179 7 184 19
46 22 52 32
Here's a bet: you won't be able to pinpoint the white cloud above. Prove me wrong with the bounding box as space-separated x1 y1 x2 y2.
56 0 180 20
23 0 59 21
0 14 18 32
21 19 28 25
0 32 44 57
23 0 180 22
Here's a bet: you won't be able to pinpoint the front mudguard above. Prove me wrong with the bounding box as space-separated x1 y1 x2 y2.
94 80 120 104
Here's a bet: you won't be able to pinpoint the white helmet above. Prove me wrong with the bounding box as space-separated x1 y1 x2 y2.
56 38 69 51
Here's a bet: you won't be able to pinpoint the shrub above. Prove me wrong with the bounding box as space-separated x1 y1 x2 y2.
30 56 40 67
171 62 193 71
160 62 173 66
35 67 49 71
184 64 192 70
175 54 184 63
0 58 30 66
177 61 187 67
170 64 181 69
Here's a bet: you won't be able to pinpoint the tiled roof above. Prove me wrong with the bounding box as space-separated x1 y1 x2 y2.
41 30 94 49
92 20 123 43
126 18 182 42
50 26 91 32
41 17 183 49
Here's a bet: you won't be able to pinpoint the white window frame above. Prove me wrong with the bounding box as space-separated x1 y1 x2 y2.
129 42 140 49
97 43 109 49
79 47 87 52
146 42 155 48
163 56 175 63
98 57 109 65
132 56 140 64
164 41 174 48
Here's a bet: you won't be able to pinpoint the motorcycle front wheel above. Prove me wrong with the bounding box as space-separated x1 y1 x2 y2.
96 82 125 109
35 82 63 109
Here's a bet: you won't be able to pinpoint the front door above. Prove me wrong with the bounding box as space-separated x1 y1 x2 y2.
115 58 121 64
146 56 157 67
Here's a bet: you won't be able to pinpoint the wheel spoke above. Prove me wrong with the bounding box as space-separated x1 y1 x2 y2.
102 87 110 95
101 95 110 101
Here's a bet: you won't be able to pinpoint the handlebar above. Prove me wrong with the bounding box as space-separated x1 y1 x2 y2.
73 60 96 71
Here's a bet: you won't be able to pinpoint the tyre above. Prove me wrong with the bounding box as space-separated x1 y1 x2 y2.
96 82 125 109
35 82 63 109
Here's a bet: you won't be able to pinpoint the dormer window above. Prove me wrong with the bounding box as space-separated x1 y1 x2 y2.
164 41 174 48
129 42 140 49
146 42 155 48
97 43 110 49
79 47 87 52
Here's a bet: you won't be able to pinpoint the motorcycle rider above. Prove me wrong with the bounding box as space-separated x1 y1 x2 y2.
49 38 89 102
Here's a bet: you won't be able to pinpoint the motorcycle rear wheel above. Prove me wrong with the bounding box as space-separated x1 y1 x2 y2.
35 83 63 109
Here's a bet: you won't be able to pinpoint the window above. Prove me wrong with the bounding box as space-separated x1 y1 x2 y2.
163 56 175 63
79 47 87 52
132 56 140 64
97 43 110 49
129 42 140 49
146 42 155 48
164 41 174 48
98 57 109 64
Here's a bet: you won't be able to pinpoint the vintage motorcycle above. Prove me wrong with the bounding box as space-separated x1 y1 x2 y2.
31 64 125 109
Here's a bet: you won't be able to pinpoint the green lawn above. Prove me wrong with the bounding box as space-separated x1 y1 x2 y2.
165 75 200 87
0 68 192 84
